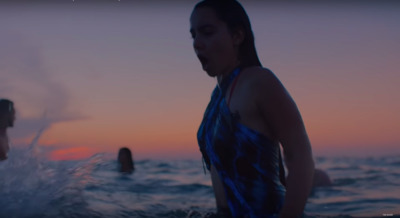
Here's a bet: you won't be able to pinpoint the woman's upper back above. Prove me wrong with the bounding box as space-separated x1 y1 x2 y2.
223 66 290 142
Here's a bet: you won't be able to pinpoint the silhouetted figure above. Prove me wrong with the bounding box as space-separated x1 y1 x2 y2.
313 168 332 187
0 99 16 161
191 1 314 217
118 147 134 173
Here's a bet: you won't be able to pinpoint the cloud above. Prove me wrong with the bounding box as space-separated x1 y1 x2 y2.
0 32 87 142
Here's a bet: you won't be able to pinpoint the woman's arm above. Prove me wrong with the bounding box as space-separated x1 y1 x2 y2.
210 165 229 211
253 69 314 217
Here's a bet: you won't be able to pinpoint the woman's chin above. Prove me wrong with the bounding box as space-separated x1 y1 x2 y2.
205 68 218 77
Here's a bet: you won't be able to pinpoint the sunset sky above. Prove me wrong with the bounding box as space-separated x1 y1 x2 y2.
1 1 399 160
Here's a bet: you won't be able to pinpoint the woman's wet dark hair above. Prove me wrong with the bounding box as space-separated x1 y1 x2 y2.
0 99 14 114
193 0 262 68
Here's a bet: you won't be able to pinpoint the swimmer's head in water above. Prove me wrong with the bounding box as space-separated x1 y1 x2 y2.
118 147 134 173
0 99 16 128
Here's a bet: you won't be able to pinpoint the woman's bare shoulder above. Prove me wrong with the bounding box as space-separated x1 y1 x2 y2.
242 66 274 77
242 66 284 94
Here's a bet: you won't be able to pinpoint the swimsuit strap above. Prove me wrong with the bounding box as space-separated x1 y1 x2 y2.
219 68 241 100
227 71 241 107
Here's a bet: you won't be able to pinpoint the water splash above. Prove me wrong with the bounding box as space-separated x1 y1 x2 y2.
0 111 86 217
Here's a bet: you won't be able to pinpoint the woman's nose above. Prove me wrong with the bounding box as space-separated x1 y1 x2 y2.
193 36 204 52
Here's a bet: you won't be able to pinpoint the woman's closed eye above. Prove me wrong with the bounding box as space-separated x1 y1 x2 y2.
200 26 215 37
190 25 216 39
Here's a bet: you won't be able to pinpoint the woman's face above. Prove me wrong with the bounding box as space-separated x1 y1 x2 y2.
190 7 240 77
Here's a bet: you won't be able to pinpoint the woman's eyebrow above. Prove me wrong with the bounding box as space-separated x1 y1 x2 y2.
190 24 215 33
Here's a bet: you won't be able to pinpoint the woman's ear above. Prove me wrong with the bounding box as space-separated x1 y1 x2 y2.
232 27 245 46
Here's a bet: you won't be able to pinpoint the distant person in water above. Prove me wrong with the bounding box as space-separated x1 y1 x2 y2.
0 99 16 161
118 147 134 173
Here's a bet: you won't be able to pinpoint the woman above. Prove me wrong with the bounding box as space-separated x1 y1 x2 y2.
191 1 314 217
0 99 16 161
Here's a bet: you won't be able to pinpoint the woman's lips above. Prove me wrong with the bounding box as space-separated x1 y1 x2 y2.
197 55 209 70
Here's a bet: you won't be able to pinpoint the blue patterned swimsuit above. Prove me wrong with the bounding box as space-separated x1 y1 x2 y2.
197 68 286 218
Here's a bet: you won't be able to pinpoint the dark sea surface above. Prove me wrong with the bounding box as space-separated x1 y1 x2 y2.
0 147 399 218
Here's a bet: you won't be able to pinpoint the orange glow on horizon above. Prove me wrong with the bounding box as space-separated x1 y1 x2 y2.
49 146 95 161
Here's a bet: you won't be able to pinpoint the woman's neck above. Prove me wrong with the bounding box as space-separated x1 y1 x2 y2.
217 63 240 86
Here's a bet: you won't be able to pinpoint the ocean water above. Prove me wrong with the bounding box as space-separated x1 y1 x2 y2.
0 147 399 218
